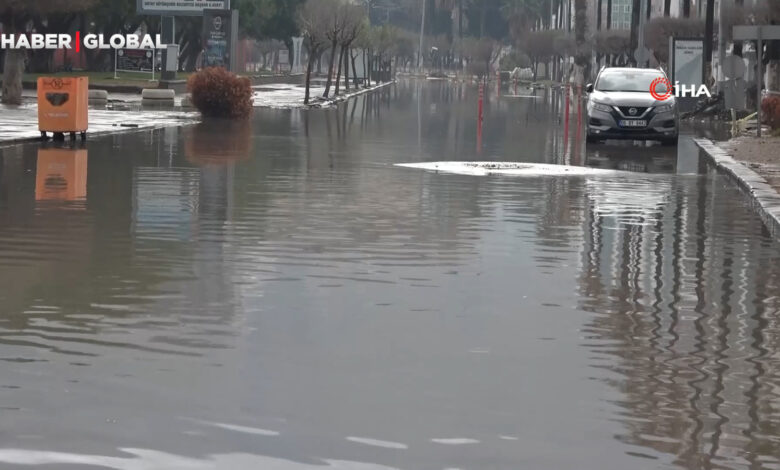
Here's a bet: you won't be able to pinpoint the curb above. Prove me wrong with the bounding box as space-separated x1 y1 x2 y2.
694 138 780 239
306 80 395 108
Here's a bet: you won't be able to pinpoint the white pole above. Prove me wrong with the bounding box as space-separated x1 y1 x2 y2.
717 0 726 89
418 0 426 72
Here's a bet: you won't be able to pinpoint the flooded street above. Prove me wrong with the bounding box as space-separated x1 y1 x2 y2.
1 80 779 470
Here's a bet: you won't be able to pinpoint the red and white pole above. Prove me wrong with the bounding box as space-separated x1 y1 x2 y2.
563 83 570 160
477 81 484 153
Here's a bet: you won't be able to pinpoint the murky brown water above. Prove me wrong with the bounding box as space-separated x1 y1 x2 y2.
0 80 778 470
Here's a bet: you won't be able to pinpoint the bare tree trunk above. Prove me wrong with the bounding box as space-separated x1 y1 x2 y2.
324 42 338 97
629 0 640 66
351 50 359 88
362 51 367 86
2 49 25 105
366 51 372 86
335 46 345 95
704 0 714 84
664 0 671 15
344 46 350 91
305 51 317 105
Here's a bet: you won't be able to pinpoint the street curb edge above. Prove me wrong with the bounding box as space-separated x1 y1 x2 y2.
694 137 780 240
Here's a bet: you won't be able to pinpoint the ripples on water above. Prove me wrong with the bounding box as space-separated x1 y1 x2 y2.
0 81 779 469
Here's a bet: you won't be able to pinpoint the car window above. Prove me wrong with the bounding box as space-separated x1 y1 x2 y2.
596 71 667 93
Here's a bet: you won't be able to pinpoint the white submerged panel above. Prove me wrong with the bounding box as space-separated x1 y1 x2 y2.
395 161 627 177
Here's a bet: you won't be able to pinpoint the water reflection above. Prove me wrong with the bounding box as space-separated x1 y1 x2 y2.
35 146 88 201
0 80 777 470
579 172 780 468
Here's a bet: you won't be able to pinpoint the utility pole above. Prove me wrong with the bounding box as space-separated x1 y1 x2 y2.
459 0 463 68
418 0 426 72
717 0 726 90
704 0 714 84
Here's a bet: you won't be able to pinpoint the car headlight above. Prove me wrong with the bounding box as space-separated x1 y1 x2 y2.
591 102 613 113
655 103 675 114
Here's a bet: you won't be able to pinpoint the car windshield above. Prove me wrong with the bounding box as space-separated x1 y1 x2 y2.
596 70 667 93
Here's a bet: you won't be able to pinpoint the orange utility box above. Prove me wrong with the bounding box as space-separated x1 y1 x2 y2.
35 147 88 201
37 76 88 140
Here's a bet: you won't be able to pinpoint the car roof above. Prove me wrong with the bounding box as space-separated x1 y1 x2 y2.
600 67 664 74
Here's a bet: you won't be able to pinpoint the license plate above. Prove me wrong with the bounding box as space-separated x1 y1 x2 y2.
620 120 647 127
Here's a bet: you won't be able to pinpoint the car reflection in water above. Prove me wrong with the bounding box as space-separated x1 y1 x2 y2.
584 140 678 174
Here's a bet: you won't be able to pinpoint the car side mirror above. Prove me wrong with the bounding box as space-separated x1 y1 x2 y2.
586 83 593 93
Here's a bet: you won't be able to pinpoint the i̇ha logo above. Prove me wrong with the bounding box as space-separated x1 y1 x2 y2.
649 76 711 100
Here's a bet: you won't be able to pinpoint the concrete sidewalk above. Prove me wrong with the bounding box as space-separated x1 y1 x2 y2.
0 102 198 145
720 136 780 192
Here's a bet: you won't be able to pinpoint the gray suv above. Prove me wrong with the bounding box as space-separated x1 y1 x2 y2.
585 67 679 146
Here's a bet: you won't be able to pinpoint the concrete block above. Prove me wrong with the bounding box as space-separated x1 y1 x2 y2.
88 89 108 100
141 89 175 100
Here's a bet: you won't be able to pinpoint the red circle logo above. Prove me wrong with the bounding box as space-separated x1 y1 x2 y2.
649 77 672 101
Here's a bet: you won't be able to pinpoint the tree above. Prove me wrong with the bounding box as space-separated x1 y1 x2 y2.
0 0 96 104
236 0 305 55
334 4 365 95
519 29 558 80
643 17 704 66
81 0 142 71
298 0 332 104
629 0 640 65
573 0 587 73
372 25 400 81
322 1 347 98
463 36 499 77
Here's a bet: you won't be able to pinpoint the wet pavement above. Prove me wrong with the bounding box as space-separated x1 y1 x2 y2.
0 102 197 143
0 80 779 470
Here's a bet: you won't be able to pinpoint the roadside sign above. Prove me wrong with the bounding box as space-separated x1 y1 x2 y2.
202 9 239 72
115 48 157 81
670 38 704 87
137 0 230 16
278 50 289 65
117 48 154 72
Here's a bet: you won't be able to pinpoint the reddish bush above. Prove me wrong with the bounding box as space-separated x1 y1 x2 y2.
187 67 253 119
761 95 780 130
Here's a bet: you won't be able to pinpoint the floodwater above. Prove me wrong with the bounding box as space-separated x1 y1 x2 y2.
0 80 778 470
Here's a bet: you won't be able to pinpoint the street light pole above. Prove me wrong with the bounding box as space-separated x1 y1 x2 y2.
418 0 426 72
